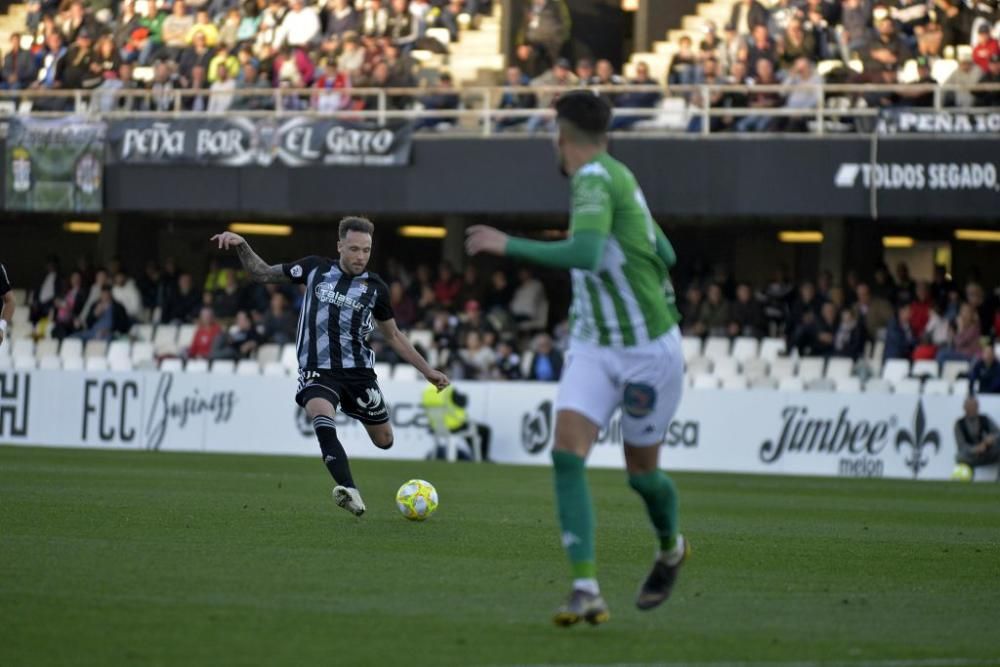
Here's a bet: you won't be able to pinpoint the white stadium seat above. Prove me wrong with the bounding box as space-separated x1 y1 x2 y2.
721 376 749 390
911 360 940 379
870 340 886 368
257 344 281 366
109 358 134 372
923 379 952 395
759 337 786 361
703 336 730 361
685 356 712 377
131 323 154 341
742 357 769 381
797 357 826 382
236 359 260 376
750 377 778 390
882 359 911 383
85 358 109 372
60 338 83 362
84 340 107 359
864 378 894 394
14 356 36 370
160 358 184 373
692 374 720 390
711 357 741 380
805 378 836 392
38 357 61 370
11 338 35 359
392 365 419 382
731 337 759 363
177 324 198 348
825 357 853 381
778 377 805 392
681 336 702 363
0 355 11 369
108 340 132 363
36 339 59 359
62 356 84 371
262 362 287 377
835 377 863 393
280 344 298 370
408 330 433 351
154 324 180 355
942 360 970 383
893 378 923 395
131 342 155 367
373 362 392 379
186 359 209 373
210 359 235 374
769 357 797 380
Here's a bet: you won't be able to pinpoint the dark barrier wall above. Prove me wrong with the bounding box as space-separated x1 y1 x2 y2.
105 136 1000 220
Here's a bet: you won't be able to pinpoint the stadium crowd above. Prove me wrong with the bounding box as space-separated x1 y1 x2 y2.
2 0 996 131
16 252 1000 392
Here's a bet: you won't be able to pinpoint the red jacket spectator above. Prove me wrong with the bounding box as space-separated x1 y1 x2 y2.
909 282 933 338
188 307 222 359
973 30 1000 73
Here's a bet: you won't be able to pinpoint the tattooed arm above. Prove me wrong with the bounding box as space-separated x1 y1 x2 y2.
210 231 289 284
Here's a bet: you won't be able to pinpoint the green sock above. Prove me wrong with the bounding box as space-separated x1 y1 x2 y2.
628 470 679 552
551 450 596 579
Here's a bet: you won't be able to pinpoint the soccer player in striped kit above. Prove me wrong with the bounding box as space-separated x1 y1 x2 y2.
467 91 688 625
212 217 448 517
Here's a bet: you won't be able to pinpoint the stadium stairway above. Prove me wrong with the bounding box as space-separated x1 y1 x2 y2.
0 4 27 48
444 3 504 87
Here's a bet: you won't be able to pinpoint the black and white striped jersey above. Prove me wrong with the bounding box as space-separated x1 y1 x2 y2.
281 256 393 372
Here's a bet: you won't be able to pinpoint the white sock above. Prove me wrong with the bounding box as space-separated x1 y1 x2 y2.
572 578 600 596
660 534 685 567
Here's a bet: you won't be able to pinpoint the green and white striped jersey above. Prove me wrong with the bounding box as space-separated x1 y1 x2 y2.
568 153 680 347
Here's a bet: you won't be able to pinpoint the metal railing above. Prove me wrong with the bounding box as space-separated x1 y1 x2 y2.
2 83 999 135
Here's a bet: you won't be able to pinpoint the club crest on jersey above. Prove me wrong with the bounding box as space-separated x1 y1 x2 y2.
358 281 368 294
290 265 303 278
314 282 365 310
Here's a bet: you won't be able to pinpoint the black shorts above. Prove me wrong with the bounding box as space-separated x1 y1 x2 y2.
295 369 390 425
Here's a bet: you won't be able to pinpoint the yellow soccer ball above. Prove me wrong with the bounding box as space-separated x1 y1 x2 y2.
951 463 973 482
396 479 439 521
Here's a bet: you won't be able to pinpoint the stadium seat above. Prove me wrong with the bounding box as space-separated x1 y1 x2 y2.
235 360 260 376
257 344 281 366
0 355 11 369
750 377 778 390
177 324 198 349
797 357 826 382
759 337 787 361
262 362 287 377
942 360 970 383
211 360 236 374
721 376 748 390
37 357 60 370
373 362 392 379
154 324 180 356
834 377 863 393
131 342 155 368
108 340 131 364
692 374 720 390
280 344 298 371
160 358 184 373
731 337 759 363
109 358 134 372
825 357 853 381
805 378 835 392
62 356 84 371
742 357 769 381
685 356 712 377
711 357 741 380
425 27 451 45
131 323 154 342
893 378 923 395
778 377 805 392
922 379 952 396
36 339 59 359
870 340 886 368
85 358 109 372
408 330 433 352
186 359 209 373
882 359 911 383
703 336 730 361
14 356 36 370
392 365 419 382
769 357 797 380
60 338 83 363
84 340 108 359
864 378 893 394
911 360 940 379
11 338 35 359
681 336 702 363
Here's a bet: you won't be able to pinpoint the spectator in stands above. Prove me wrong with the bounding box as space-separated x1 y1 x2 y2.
728 0 769 37
574 58 595 85
414 72 460 131
855 282 893 339
510 268 547 331
922 299 953 351
909 281 933 338
973 22 1000 71
966 282 992 335
867 11 913 71
219 8 243 49
496 65 536 131
457 299 495 339
438 0 468 44
780 18 819 69
969 345 1000 394
938 0 973 49
259 292 296 345
946 49 983 106
312 59 350 111
76 286 129 342
518 0 570 70
527 57 578 131
213 268 241 318
611 61 661 130
698 283 731 337
699 21 730 72
728 282 765 337
938 303 983 362
139 1 166 61
111 271 142 321
456 265 487 306
897 57 937 107
975 53 1000 106
809 301 839 357
162 272 201 324
884 303 917 360
30 31 66 105
60 1 95 44
747 24 779 70
3 33 36 89
208 62 237 112
954 395 1000 470
279 0 322 47
179 31 215 87
61 29 100 91
52 270 86 340
493 339 523 380
386 0 420 50
778 57 822 131
457 330 495 379
389 280 417 329
187 9 220 48
28 255 61 324
323 0 360 40
433 262 462 307
337 33 366 76
736 58 784 132
832 306 866 360
787 280 823 337
681 285 707 337
838 0 872 59
667 35 698 86
187 306 222 359
210 310 261 360
361 0 390 37
483 269 514 314
527 332 562 381
163 0 196 56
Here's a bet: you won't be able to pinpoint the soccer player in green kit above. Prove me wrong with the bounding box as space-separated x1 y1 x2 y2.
466 91 688 626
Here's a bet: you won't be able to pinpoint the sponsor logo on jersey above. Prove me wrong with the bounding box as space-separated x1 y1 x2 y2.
314 282 366 310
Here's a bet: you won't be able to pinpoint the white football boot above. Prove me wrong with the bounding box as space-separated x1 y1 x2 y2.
332 486 366 517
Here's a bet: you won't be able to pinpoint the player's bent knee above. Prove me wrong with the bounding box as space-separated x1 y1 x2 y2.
374 437 394 450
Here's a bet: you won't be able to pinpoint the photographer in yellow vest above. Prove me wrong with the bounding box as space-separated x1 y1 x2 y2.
421 382 492 462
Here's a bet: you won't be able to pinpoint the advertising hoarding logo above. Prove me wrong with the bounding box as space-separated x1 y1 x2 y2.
0 373 30 437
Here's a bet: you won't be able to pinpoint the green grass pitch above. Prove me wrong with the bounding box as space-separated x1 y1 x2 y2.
2 445 999 666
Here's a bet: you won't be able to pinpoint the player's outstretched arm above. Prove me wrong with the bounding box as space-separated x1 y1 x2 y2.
209 231 289 284
375 318 449 391
465 225 606 271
